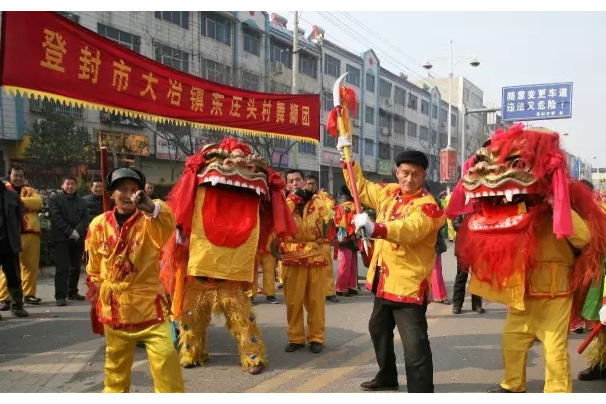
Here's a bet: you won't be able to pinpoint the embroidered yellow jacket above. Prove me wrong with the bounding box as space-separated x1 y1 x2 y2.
6 183 43 234
280 193 332 267
85 200 176 329
343 162 446 304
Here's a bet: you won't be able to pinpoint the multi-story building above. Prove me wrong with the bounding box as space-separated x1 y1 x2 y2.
0 11 459 193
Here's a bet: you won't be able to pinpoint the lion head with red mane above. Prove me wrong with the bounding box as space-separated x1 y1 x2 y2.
448 124 606 320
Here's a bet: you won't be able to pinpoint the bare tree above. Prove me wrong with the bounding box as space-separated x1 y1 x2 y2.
418 127 441 181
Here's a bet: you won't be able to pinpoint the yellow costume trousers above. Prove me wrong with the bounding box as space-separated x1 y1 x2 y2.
0 233 40 300
251 254 277 297
179 279 267 369
326 253 336 297
447 219 456 241
283 265 327 344
278 262 284 284
103 321 184 393
500 297 572 393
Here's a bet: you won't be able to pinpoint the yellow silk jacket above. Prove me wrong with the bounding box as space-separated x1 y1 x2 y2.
7 183 43 234
86 200 176 329
187 187 260 282
343 163 446 304
281 193 332 267
469 210 590 310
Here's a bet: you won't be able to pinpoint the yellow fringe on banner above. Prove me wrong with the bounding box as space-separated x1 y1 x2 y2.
4 86 319 144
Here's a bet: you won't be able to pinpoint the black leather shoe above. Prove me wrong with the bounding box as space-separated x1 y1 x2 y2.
24 296 42 305
11 307 29 318
452 306 462 314
266 296 279 304
473 306 485 314
487 384 522 393
326 295 339 303
285 343 305 352
0 300 9 311
579 366 606 381
360 379 399 391
310 342 323 353
56 299 67 307
67 293 86 301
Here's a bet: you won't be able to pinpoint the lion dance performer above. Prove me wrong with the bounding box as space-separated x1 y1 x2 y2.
85 168 184 393
446 124 606 393
160 137 296 375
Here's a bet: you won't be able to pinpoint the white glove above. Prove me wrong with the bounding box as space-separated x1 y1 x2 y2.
352 212 374 236
69 230 80 240
599 305 606 326
336 136 352 160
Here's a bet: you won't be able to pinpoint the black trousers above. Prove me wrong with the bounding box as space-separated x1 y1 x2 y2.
368 296 434 393
54 240 84 300
0 240 24 307
451 262 482 309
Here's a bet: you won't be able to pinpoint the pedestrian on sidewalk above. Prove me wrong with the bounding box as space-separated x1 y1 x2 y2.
0 179 28 319
86 168 184 393
333 184 359 297
48 177 90 306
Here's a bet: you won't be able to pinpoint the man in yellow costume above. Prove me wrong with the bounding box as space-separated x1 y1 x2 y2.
281 169 333 354
447 124 606 393
305 175 339 303
159 138 297 375
85 167 184 393
0 166 43 310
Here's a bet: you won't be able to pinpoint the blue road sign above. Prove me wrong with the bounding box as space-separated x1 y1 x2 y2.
501 82 573 122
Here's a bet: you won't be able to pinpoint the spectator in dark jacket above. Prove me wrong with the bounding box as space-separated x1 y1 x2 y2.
48 177 90 306
0 180 28 318
451 214 484 314
82 178 113 218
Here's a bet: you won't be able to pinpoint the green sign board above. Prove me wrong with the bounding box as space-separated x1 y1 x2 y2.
377 159 394 176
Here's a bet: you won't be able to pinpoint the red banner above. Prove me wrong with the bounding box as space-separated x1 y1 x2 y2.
440 148 457 183
0 11 320 143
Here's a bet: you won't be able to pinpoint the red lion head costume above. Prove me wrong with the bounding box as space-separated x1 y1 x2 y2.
447 124 606 320
159 137 297 311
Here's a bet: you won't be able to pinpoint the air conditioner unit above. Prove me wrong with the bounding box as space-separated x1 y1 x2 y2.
352 119 361 127
271 61 284 75
381 127 390 136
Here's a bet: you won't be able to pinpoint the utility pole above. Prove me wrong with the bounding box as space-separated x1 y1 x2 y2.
291 11 299 94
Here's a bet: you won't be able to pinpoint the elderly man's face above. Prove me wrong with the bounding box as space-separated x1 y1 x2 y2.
396 163 426 195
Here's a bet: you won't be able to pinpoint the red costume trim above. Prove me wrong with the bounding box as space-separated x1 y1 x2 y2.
372 223 388 239
420 203 444 219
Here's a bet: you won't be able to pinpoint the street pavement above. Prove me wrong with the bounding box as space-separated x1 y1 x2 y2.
1 246 606 393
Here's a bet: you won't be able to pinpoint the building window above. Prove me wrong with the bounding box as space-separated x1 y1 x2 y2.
431 104 438 118
323 129 337 148
395 87 406 106
379 111 391 130
394 145 405 156
202 59 231 85
324 54 340 77
269 40 292 69
439 108 447 124
30 97 84 119
420 126 429 141
366 73 375 93
154 43 189 72
323 92 334 112
298 142 316 155
346 65 360 87
421 99 429 115
451 113 457 127
201 12 231 45
408 94 418 110
273 138 288 149
380 80 392 99
57 12 79 23
243 27 260 56
241 71 260 91
97 24 140 53
300 53 318 78
394 116 405 135
271 82 291 94
407 121 417 138
352 135 360 154
431 129 438 145
365 106 375 125
154 11 189 29
379 142 391 159
364 139 374 157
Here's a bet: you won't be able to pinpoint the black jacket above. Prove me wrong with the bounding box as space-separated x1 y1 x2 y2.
0 182 24 254
435 224 447 255
82 194 113 218
48 191 90 242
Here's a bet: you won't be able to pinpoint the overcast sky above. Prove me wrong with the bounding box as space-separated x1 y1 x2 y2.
275 11 606 166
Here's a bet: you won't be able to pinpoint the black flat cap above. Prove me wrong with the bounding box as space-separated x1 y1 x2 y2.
107 167 146 190
395 150 429 170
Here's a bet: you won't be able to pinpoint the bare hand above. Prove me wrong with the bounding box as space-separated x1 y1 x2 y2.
132 190 155 213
